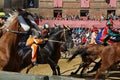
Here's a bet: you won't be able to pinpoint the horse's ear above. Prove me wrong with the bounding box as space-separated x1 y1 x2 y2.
63 25 70 30
54 23 57 27
67 26 71 30
63 25 65 28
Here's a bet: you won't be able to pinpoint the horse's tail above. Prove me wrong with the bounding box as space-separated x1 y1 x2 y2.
67 48 86 62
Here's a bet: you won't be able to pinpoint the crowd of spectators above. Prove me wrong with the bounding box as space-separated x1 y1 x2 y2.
37 12 120 21
71 27 93 47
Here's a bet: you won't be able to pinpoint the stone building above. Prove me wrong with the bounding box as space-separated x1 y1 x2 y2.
39 0 120 19
1 0 120 19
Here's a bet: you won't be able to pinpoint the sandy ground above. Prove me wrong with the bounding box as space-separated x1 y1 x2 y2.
21 56 82 76
19 47 120 80
20 55 120 80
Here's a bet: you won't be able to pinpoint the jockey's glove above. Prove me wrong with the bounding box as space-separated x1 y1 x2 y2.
44 38 48 41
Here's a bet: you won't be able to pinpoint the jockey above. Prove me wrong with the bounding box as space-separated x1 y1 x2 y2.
101 20 120 46
26 28 48 66
41 24 50 38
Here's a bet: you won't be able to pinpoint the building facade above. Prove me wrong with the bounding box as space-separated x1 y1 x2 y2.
1 0 120 20
39 0 120 19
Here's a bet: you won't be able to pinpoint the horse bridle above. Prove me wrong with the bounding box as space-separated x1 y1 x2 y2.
48 28 69 44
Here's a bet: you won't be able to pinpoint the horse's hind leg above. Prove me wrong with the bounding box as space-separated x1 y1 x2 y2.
26 64 34 73
71 63 85 75
47 57 60 75
94 63 110 80
80 63 90 77
87 60 101 73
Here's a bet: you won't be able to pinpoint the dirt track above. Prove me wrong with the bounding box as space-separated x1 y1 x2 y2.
20 55 120 80
21 56 82 76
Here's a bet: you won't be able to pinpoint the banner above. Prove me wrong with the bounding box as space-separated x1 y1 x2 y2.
58 0 63 7
53 0 58 7
81 0 90 8
109 0 116 7
54 0 62 7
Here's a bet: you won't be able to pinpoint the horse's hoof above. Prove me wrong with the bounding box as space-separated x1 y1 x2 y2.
87 71 91 73
71 72 76 75
80 75 84 78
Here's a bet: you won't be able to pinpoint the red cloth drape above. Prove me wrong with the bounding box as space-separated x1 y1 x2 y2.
109 0 116 7
80 0 90 8
54 0 63 7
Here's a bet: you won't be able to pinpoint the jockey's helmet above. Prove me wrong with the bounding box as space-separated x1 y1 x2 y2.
106 20 113 26
42 24 49 29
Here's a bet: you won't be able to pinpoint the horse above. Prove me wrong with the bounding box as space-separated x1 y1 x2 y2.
68 44 104 77
0 9 40 71
0 12 27 71
18 26 74 75
94 42 120 80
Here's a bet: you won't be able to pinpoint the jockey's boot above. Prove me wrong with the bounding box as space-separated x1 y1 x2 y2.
32 61 38 66
31 44 38 66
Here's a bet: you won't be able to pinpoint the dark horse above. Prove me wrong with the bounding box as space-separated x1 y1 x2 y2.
18 26 73 75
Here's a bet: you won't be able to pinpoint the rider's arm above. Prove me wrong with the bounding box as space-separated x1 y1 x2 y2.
26 35 34 46
108 29 120 37
34 38 48 44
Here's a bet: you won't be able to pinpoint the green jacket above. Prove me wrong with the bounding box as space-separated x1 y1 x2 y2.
108 29 120 37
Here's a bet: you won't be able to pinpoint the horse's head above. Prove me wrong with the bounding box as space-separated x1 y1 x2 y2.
60 25 74 50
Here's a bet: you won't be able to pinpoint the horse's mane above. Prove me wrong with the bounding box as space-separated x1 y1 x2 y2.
4 12 18 28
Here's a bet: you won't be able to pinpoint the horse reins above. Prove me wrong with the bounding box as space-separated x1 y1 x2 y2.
48 39 65 43
48 28 68 43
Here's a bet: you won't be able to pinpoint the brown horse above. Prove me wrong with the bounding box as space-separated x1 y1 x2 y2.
94 42 120 79
68 44 104 77
0 12 24 71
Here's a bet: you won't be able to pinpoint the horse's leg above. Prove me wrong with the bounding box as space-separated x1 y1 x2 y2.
94 63 110 80
47 57 60 75
80 63 90 77
87 60 101 73
105 69 110 78
56 65 60 75
71 63 85 75
26 64 34 73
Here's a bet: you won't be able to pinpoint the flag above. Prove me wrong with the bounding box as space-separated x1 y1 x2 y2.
81 0 90 8
58 0 63 7
109 0 116 7
54 0 58 7
54 0 63 7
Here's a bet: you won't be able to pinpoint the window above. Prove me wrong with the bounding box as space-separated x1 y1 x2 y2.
107 10 115 15
27 0 34 8
107 10 116 19
54 10 62 17
24 0 38 8
80 10 89 17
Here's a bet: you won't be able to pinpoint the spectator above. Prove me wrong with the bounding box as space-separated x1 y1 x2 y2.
56 12 61 20
89 27 98 44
